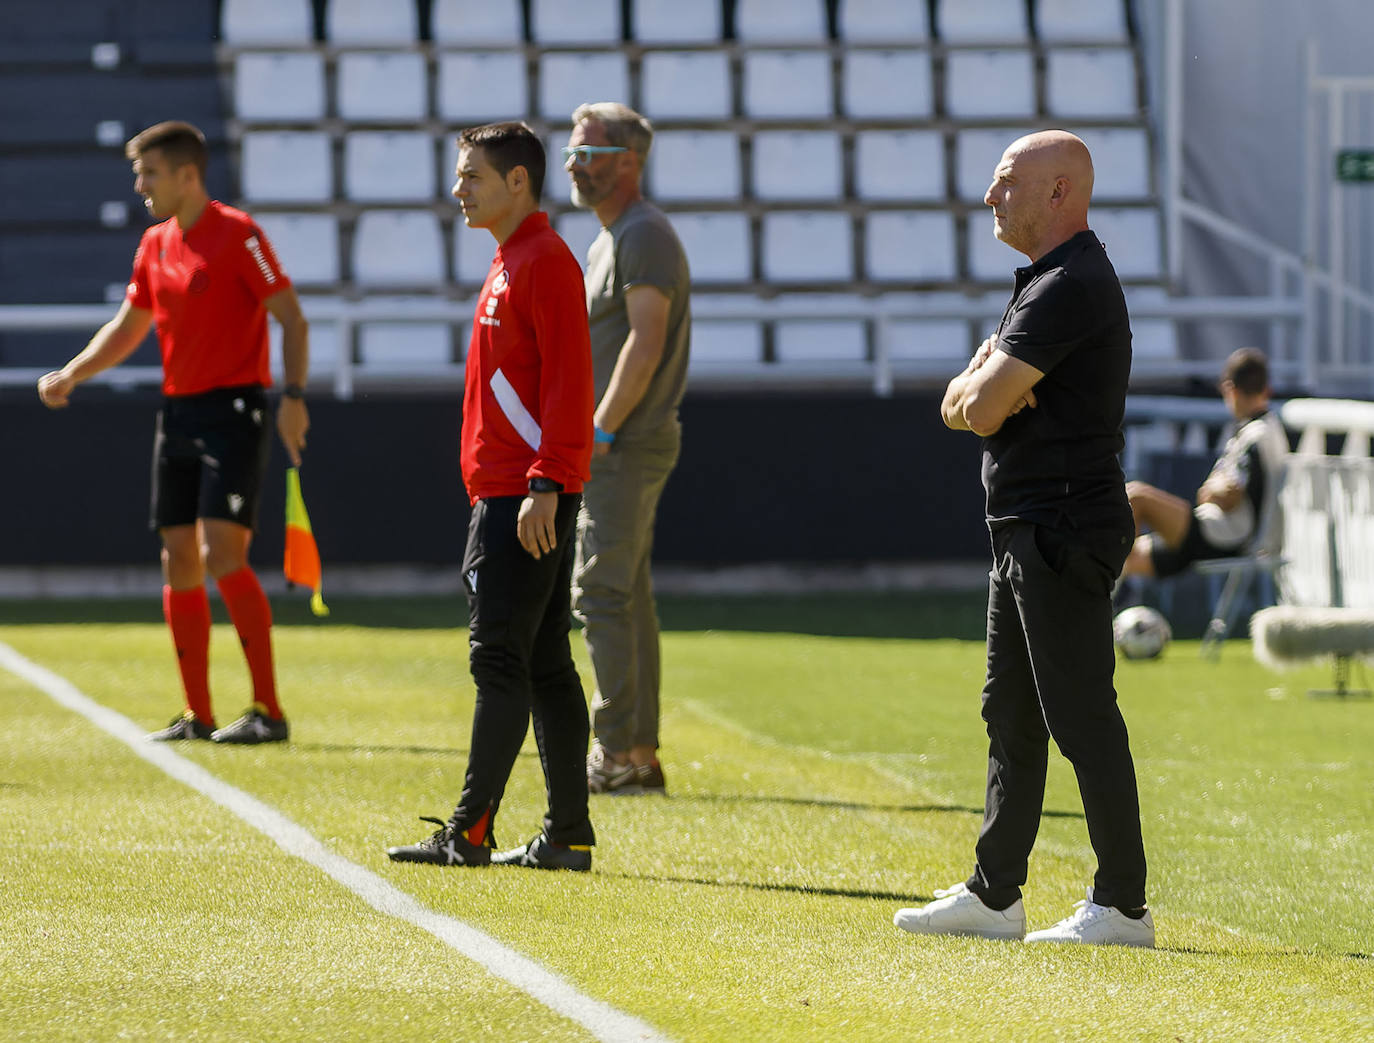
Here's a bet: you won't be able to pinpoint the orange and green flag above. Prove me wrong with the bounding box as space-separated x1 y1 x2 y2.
284 467 329 617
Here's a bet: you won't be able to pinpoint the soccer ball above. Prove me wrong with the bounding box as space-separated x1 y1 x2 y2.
1113 606 1172 660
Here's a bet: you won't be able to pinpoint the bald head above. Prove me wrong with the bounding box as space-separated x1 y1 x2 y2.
984 130 1095 261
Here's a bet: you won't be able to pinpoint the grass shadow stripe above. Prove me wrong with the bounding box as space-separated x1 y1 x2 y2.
0 640 669 1043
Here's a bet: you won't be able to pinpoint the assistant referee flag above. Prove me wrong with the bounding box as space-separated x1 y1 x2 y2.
284 468 329 617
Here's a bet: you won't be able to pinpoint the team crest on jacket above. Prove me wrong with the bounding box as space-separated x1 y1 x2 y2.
490 269 509 294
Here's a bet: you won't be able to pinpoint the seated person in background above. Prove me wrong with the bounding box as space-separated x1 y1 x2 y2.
1121 347 1289 579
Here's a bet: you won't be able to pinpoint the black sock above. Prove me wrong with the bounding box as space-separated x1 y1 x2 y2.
1117 906 1148 920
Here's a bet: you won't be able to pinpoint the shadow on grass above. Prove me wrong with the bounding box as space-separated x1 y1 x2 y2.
680 792 1084 821
605 870 920 904
292 742 539 760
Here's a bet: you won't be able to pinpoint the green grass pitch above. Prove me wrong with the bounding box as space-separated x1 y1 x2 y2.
1 592 1371 1041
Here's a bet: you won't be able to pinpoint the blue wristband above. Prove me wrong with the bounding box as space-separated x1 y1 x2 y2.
594 426 616 445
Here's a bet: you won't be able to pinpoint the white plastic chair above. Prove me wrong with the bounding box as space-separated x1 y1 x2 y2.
672 212 753 283
887 317 974 361
842 50 934 119
640 51 733 120
632 0 722 43
337 51 427 122
1076 126 1150 200
358 323 455 372
538 52 630 120
221 0 313 44
865 212 957 282
325 0 418 44
556 212 603 266
853 130 945 201
647 131 740 201
935 0 1029 44
967 220 1022 281
343 131 435 202
955 127 1024 202
240 131 332 202
252 213 339 285
530 0 620 43
1089 208 1162 280
742 50 833 120
761 212 852 282
1034 0 1129 43
1044 48 1138 118
752 130 842 200
432 0 523 44
944 49 1036 119
453 220 497 286
837 0 930 42
233 52 326 121
352 210 446 287
437 52 529 123
775 320 866 362
690 320 764 366
735 0 827 42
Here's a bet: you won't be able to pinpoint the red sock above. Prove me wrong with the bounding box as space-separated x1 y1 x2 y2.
163 585 214 726
216 567 283 719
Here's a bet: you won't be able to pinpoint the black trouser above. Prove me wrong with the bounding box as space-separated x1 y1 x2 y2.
451 493 594 847
966 520 1146 912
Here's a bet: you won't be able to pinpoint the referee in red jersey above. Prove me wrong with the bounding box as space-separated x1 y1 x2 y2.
388 122 597 871
37 121 309 745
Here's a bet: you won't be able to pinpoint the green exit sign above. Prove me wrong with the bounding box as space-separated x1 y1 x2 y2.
1336 149 1374 182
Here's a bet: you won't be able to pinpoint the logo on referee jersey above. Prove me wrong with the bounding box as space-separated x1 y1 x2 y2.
244 236 278 285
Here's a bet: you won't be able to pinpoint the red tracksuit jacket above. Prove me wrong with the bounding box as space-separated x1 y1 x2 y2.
460 211 594 505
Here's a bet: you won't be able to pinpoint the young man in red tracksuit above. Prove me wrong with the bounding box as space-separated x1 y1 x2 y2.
37 121 310 745
388 122 597 871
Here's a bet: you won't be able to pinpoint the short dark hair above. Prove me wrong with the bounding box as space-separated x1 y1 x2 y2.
457 121 545 203
125 121 208 181
1221 347 1269 396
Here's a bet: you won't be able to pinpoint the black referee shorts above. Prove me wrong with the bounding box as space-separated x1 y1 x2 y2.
150 385 271 532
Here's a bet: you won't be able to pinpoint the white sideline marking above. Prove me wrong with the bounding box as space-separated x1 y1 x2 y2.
0 642 667 1043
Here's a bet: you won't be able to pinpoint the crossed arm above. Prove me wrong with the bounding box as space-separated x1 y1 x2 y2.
940 337 1044 437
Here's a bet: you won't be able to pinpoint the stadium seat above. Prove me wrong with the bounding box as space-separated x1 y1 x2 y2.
233 52 326 122
1035 0 1130 43
0 228 143 304
1044 48 1138 118
1076 127 1151 199
672 212 753 283
742 51 833 120
352 210 445 287
967 222 1022 281
556 211 604 265
761 212 853 282
530 0 620 43
252 212 339 285
842 50 934 119
0 151 137 225
886 317 976 361
220 0 313 43
752 130 842 200
1131 318 1180 358
336 51 427 122
944 49 1036 119
689 319 764 366
865 212 958 282
0 72 138 147
647 131 741 201
343 131 435 202
432 0 523 44
538 52 630 120
632 0 721 42
325 0 418 44
735 0 827 42
775 320 867 362
453 220 497 285
270 319 338 379
837 0 930 42
358 323 456 372
437 52 529 123
935 0 1029 44
240 131 332 203
1090 207 1162 279
640 51 733 120
854 130 945 201
955 127 1024 202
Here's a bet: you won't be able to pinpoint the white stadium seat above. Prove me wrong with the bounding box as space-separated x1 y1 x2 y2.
865 212 958 282
752 130 842 201
432 0 523 44
887 318 976 361
854 130 945 201
530 0 620 43
1035 0 1129 43
647 131 741 201
453 220 497 286
336 51 427 122
271 319 339 380
690 320 764 366
640 51 733 120
775 321 867 362
555 211 603 265
1090 208 1162 279
358 323 456 372
735 0 827 42
1045 48 1138 118
234 52 325 122
936 0 1029 44
944 49 1036 119
325 0 418 44
967 221 1023 281
538 52 630 120
955 127 1024 202
352 211 445 287
240 131 332 203
1076 127 1151 199
343 131 435 202
437 52 529 123
742 50 833 120
672 212 753 283
632 0 721 43
253 213 339 286
838 0 930 42
842 50 934 120
761 212 853 282
221 0 312 44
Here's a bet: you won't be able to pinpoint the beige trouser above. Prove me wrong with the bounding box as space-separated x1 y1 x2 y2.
572 430 680 754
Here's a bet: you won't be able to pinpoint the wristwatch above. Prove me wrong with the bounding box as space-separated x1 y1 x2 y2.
528 477 563 494
282 383 306 400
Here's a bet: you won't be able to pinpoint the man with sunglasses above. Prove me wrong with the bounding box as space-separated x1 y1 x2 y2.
564 103 691 796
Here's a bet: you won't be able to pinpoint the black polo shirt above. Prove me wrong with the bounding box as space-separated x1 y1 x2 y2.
982 229 1133 531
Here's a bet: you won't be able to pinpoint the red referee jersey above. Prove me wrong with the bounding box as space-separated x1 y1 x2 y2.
126 200 290 396
460 212 594 504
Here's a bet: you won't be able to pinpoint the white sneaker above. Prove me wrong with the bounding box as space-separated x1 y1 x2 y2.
893 882 1027 940
1024 891 1155 948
